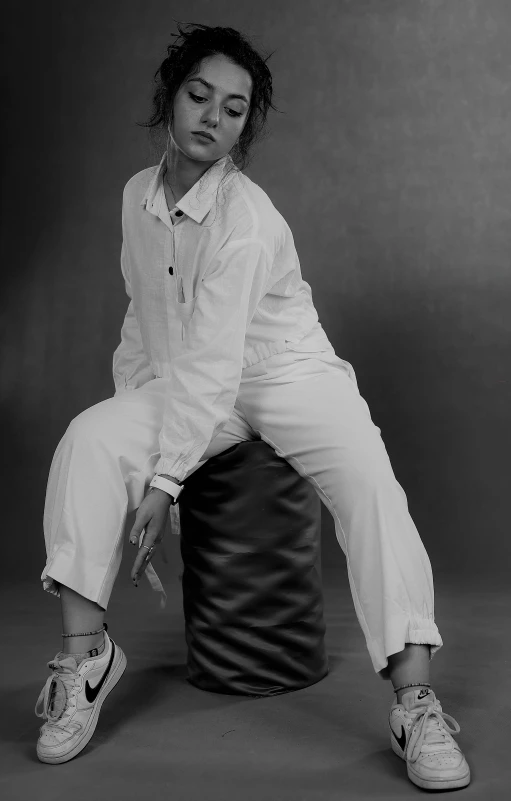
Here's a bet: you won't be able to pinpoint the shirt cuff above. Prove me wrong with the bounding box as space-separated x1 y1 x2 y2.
154 456 189 483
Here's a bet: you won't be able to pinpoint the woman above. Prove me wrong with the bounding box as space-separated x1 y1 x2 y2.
36 23 470 791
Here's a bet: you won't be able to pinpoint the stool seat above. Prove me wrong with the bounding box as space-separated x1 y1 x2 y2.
179 440 329 696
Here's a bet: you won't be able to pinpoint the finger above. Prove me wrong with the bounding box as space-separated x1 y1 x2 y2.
129 519 148 547
129 489 164 546
131 544 153 582
128 526 144 549
131 529 163 583
132 532 164 583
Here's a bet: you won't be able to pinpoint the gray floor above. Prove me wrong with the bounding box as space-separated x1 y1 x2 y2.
1 541 510 800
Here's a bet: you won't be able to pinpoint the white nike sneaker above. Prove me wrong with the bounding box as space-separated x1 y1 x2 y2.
35 629 127 764
389 688 471 791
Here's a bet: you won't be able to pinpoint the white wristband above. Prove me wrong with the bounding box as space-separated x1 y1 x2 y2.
149 475 183 504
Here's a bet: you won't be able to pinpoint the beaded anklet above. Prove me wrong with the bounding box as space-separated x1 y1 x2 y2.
60 624 108 660
61 623 108 638
393 681 431 694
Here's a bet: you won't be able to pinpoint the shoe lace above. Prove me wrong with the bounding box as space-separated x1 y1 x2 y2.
406 702 461 764
34 659 80 724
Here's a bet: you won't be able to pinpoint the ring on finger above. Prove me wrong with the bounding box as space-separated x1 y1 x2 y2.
141 544 156 560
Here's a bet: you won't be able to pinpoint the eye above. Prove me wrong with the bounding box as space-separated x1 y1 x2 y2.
188 92 243 118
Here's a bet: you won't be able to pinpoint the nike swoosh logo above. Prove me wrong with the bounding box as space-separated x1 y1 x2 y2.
85 641 116 703
391 724 407 752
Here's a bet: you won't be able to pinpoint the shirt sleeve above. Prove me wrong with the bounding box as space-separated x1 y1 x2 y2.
112 219 155 395
154 237 272 480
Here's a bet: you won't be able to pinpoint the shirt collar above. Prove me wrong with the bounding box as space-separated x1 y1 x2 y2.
141 151 235 224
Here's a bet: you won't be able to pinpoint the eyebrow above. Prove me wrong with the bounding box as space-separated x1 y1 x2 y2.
187 77 250 104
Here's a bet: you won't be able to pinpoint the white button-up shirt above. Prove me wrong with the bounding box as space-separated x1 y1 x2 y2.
113 152 331 481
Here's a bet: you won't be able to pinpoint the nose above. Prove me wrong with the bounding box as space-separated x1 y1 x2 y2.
201 103 220 127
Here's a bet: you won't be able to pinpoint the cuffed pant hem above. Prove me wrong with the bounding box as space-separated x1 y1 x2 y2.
368 618 443 677
41 550 112 610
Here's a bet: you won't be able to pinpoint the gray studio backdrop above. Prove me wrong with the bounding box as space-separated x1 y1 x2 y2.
2 0 510 583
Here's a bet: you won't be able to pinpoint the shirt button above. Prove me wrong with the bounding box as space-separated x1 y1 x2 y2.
168 266 173 275
175 210 183 217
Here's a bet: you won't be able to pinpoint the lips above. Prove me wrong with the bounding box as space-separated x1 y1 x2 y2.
192 131 215 142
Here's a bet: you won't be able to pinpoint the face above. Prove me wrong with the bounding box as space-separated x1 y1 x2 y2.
169 53 253 164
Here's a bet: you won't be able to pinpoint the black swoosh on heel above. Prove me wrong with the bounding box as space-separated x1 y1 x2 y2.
391 724 407 752
85 642 116 703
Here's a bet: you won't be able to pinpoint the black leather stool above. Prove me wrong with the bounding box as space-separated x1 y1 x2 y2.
178 440 329 696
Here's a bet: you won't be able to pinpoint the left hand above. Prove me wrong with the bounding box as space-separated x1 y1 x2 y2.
129 488 172 585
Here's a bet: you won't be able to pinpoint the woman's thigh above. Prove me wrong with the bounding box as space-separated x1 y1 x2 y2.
236 354 400 526
69 379 167 487
69 378 257 487
198 403 259 464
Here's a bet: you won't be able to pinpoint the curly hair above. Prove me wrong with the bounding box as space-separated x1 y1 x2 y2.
140 21 281 172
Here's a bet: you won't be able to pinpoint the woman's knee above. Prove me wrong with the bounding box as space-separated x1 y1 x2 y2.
66 398 119 444
332 444 397 501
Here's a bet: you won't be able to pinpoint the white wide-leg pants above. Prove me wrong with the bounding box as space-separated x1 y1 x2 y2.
42 347 443 675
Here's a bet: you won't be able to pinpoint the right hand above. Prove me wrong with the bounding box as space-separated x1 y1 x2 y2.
129 488 172 585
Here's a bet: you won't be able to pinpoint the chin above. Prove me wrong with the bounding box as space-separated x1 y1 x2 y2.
182 142 219 162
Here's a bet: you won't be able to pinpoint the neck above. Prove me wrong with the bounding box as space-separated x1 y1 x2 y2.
165 139 219 203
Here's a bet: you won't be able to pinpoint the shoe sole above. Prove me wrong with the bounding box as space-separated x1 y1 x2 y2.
37 644 127 765
391 736 471 790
